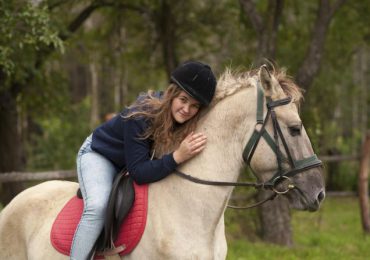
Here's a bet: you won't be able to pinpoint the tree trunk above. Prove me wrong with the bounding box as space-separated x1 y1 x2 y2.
257 0 284 63
239 0 346 246
353 46 368 139
89 61 100 128
358 132 370 233
120 65 129 108
239 0 292 246
296 0 347 90
155 0 178 78
0 89 26 205
239 0 284 65
0 2 116 205
258 193 292 245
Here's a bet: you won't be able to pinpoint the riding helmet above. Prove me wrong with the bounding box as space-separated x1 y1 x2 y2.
170 61 217 106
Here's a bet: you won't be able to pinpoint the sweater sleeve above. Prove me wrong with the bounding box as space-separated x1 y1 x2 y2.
123 117 178 184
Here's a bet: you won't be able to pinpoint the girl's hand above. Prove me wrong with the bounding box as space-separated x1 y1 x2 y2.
173 132 207 164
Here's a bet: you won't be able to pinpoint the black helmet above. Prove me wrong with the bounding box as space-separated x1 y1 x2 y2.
170 61 216 106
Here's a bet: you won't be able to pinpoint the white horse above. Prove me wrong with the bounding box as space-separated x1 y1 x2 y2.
0 66 325 260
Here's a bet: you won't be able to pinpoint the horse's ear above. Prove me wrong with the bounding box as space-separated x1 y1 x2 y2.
259 65 275 96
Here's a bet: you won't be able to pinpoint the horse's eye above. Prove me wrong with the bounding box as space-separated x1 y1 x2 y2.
288 124 302 136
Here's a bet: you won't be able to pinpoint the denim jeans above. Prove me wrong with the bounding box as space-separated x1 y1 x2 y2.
70 135 118 260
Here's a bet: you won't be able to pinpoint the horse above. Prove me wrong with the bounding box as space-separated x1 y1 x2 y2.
0 65 325 259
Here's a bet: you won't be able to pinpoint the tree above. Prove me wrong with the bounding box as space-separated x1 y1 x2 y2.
0 0 112 204
0 0 64 203
239 0 347 245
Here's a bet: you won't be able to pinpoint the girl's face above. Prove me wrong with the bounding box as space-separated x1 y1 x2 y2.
171 90 201 124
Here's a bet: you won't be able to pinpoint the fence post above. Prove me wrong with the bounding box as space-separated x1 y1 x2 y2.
358 131 370 233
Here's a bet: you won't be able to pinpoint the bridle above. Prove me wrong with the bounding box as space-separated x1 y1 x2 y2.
174 81 322 209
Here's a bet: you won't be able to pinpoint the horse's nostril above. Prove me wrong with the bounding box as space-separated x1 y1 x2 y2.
317 190 325 203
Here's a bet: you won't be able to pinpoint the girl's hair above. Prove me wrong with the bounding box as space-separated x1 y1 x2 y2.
124 84 203 156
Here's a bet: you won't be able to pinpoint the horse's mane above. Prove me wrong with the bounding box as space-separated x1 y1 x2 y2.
212 66 304 106
272 67 304 105
211 68 255 104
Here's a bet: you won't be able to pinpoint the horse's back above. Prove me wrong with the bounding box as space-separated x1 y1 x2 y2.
0 180 78 260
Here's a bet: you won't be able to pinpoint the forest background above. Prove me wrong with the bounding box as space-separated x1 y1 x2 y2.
0 0 369 248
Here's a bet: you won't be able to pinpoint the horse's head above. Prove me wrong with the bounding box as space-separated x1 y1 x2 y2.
242 65 325 211
175 65 324 211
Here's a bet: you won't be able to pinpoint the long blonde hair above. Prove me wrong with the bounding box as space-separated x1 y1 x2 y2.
124 84 203 156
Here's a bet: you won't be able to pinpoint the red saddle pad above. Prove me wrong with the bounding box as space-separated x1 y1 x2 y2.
50 182 148 259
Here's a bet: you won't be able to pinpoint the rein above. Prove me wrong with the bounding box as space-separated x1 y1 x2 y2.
174 169 278 209
174 81 322 209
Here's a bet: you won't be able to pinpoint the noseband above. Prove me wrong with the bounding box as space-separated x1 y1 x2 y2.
174 81 322 209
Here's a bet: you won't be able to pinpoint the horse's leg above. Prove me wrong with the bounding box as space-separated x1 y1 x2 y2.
0 180 78 260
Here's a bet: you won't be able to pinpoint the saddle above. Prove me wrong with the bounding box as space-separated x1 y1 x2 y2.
51 172 148 259
80 171 135 251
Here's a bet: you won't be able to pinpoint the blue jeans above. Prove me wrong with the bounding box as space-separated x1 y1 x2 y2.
70 135 118 260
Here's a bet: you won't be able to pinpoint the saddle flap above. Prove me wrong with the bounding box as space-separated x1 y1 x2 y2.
98 172 135 251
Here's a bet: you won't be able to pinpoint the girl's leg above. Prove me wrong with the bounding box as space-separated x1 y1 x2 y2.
70 136 117 260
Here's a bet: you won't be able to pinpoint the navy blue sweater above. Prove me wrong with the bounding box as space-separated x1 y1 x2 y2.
91 94 178 184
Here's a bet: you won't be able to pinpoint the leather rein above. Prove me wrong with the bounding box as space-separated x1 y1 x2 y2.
174 81 322 209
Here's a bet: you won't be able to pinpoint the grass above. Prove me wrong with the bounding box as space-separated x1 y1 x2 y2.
226 196 370 260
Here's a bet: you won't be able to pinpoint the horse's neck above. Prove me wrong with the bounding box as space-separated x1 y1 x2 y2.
149 86 257 232
181 86 257 186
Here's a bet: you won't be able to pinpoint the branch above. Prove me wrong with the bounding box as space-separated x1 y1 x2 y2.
13 1 151 97
115 3 152 16
47 0 74 11
239 0 263 33
29 2 108 82
267 0 284 59
65 3 105 37
62 1 152 40
295 0 347 90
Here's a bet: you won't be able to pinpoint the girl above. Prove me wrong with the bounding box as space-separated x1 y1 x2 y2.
70 61 217 260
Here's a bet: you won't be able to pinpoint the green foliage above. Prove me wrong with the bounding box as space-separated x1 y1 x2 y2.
226 196 370 259
303 1 369 147
0 0 64 81
26 97 91 170
298 1 369 191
